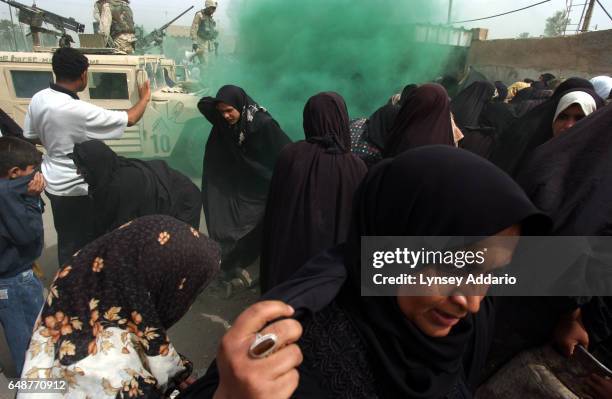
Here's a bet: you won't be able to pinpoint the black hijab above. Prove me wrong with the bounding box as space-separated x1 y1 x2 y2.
553 77 594 97
490 84 604 177
72 141 200 236
399 83 419 106
72 140 171 234
494 81 508 103
362 104 399 150
260 92 367 292
383 84 454 157
198 86 291 270
509 88 553 117
266 146 548 399
362 84 418 151
23 216 220 397
303 91 351 152
0 108 23 138
451 81 496 130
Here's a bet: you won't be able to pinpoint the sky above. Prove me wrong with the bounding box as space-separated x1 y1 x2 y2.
0 0 610 39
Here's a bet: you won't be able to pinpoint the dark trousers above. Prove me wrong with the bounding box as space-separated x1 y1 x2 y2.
46 192 95 266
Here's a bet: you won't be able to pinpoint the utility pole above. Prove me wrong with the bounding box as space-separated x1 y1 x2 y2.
448 0 453 24
582 0 596 32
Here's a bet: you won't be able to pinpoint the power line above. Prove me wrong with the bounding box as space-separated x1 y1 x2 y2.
596 0 612 21
449 0 552 24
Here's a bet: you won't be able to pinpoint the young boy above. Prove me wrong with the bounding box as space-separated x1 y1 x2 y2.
0 137 45 376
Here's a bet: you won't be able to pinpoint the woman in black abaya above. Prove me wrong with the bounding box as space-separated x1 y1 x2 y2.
490 80 603 177
183 146 549 399
350 84 418 167
383 84 455 157
450 81 500 158
199 85 291 285
71 140 202 239
260 92 367 293
479 106 612 396
451 81 496 131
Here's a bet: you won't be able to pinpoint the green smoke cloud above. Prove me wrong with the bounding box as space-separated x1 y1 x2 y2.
205 0 455 139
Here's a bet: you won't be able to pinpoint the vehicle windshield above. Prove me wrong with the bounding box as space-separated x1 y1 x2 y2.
143 60 168 90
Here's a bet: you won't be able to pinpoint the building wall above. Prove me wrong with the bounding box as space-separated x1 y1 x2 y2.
467 29 612 84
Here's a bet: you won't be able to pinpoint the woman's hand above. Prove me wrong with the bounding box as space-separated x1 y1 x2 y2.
554 308 589 357
213 301 303 399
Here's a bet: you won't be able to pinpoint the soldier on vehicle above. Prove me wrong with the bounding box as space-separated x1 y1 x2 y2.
96 0 137 54
190 0 219 77
92 0 103 34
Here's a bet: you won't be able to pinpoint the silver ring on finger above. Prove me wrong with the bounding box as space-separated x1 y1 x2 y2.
248 332 279 359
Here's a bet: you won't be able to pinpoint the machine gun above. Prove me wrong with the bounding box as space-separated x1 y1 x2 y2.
136 6 194 53
0 0 85 48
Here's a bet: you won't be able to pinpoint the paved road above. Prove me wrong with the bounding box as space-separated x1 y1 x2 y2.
0 194 259 398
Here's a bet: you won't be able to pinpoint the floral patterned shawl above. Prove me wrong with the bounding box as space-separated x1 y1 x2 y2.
19 215 220 398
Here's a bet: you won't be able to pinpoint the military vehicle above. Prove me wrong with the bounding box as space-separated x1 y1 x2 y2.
0 0 210 176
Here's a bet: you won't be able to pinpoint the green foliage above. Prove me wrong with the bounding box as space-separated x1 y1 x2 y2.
544 10 570 37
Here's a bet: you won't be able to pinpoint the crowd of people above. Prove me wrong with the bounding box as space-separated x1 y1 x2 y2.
2 45 612 398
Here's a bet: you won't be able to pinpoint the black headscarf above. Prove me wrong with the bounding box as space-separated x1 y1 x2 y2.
362 104 399 150
451 81 496 130
362 84 418 151
260 92 367 292
265 146 548 399
383 84 454 157
490 84 604 177
71 141 201 237
553 77 594 96
494 81 508 103
540 73 556 86
399 83 419 106
198 85 291 270
303 92 351 153
462 101 517 159
0 108 24 138
509 87 553 117
22 216 220 397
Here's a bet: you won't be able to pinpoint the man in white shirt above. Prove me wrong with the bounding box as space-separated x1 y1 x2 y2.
24 47 151 265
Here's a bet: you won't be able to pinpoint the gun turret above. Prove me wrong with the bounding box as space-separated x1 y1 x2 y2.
0 0 85 48
136 6 194 53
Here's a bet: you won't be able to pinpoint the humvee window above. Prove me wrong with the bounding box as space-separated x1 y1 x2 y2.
89 72 129 100
11 71 54 98
175 66 187 82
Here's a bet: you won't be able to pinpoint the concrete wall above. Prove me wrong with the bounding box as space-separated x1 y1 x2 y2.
467 29 612 84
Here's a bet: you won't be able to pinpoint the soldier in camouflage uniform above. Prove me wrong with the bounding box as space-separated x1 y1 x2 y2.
98 0 136 54
190 0 219 76
93 0 103 34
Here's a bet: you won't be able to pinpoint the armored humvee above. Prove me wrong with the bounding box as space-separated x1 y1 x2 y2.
0 50 209 175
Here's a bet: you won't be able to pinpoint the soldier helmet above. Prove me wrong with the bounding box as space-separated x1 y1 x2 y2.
205 0 217 9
